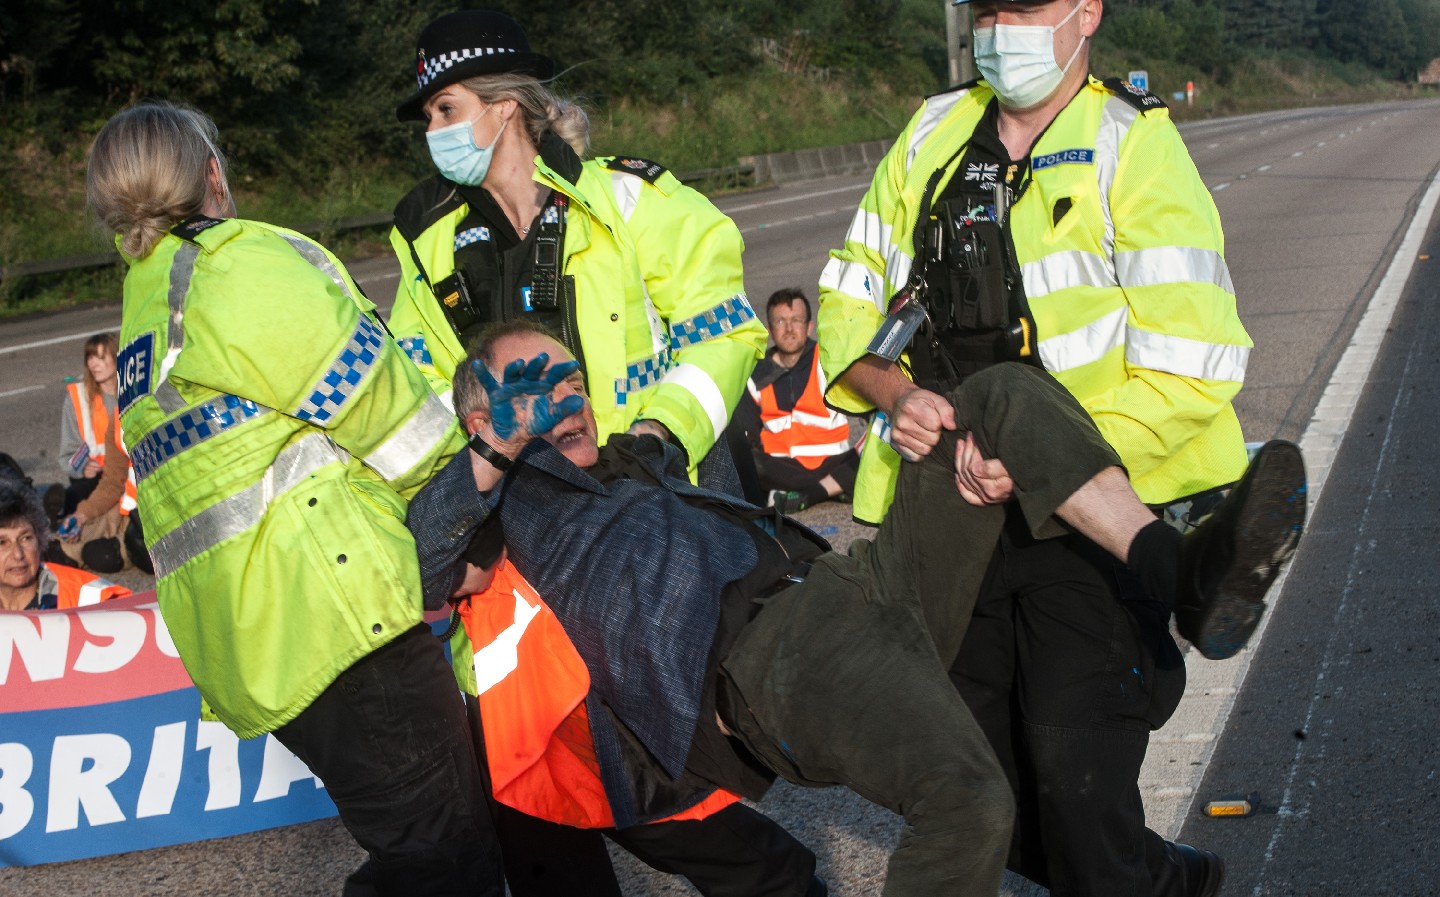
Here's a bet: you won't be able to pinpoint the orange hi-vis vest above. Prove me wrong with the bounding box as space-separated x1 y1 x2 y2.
45 562 132 608
115 419 137 516
751 349 851 470
460 560 741 828
66 381 114 464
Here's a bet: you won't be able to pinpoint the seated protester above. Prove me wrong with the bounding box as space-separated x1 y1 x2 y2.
54 425 140 574
0 480 131 611
734 288 858 513
409 321 1307 897
57 333 121 518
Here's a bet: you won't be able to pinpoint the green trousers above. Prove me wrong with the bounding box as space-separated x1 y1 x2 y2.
719 362 1123 897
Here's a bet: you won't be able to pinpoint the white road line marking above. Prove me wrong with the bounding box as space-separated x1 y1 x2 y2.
0 329 115 357
1254 346 1413 894
1257 165 1272 172
724 183 869 214
1211 183 1231 192
0 384 48 399
738 204 857 235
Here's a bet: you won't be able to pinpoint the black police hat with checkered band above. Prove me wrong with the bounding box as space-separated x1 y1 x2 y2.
396 10 555 122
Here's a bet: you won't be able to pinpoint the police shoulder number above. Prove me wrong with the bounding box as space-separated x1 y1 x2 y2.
604 156 669 183
1102 76 1167 113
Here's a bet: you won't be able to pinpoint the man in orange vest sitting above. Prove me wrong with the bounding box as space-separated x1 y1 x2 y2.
736 288 858 514
0 480 132 612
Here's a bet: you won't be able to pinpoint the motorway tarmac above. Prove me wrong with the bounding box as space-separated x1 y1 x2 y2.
1171 187 1440 896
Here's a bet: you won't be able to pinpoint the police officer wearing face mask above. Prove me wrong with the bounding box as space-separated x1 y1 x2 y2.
388 11 766 491
386 11 824 897
817 1 1253 896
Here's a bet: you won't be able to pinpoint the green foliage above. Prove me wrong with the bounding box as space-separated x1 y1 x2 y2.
5 0 1440 316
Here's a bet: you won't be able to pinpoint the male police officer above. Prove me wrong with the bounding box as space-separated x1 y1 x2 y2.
817 1 1267 895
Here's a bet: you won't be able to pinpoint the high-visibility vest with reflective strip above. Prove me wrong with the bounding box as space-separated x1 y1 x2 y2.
66 381 113 463
116 218 461 738
456 560 740 828
818 77 1251 522
44 562 132 608
388 155 767 477
114 419 137 516
749 349 851 470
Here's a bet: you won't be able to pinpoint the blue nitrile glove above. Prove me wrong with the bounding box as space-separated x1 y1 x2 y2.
473 353 585 439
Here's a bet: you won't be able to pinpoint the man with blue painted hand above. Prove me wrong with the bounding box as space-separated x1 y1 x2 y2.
408 320 1305 897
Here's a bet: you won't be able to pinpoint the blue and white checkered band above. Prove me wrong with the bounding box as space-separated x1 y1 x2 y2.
396 336 433 367
417 47 519 90
540 205 563 225
454 227 492 251
614 349 674 406
871 410 893 445
295 316 386 425
130 394 271 481
667 293 756 351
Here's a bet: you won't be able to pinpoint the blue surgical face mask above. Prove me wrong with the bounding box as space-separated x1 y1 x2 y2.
426 106 507 187
974 0 1087 110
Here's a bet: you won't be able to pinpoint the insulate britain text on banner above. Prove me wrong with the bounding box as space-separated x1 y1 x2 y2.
0 593 338 867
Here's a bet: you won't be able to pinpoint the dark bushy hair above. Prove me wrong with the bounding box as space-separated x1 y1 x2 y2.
0 480 48 544
766 287 810 323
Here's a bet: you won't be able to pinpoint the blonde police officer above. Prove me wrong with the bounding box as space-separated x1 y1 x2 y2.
817 1 1252 895
384 12 821 897
88 102 502 897
387 11 766 488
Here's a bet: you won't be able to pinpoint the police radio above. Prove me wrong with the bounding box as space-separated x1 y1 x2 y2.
528 194 568 312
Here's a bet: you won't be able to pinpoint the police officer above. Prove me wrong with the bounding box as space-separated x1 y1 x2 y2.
386 12 822 897
87 102 501 896
388 10 766 487
817 1 1256 895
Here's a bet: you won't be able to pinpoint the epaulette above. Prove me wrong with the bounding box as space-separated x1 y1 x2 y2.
170 216 227 242
927 77 983 100
604 156 668 183
1102 77 1167 113
392 175 466 243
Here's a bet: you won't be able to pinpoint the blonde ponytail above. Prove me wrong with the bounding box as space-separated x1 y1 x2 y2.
86 102 228 259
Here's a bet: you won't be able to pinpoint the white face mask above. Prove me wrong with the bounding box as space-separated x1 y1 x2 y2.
974 0 1087 110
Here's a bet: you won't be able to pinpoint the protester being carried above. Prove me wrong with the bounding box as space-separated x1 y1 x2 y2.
734 288 859 513
408 320 1306 897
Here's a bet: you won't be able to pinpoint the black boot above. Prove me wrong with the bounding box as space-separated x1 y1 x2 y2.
1174 440 1306 660
1152 841 1225 897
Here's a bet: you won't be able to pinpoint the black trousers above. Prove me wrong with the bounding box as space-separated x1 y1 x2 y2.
949 507 1187 897
467 696 818 897
272 624 503 897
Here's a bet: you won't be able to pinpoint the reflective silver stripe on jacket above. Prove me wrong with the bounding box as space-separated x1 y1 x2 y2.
363 392 455 482
150 434 341 580
153 243 198 414
281 234 356 303
130 394 273 481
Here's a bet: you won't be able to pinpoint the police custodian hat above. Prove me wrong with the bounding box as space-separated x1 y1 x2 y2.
396 10 555 121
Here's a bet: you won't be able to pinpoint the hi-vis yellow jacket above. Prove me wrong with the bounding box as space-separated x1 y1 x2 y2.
387 152 767 475
116 217 461 738
818 77 1252 523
